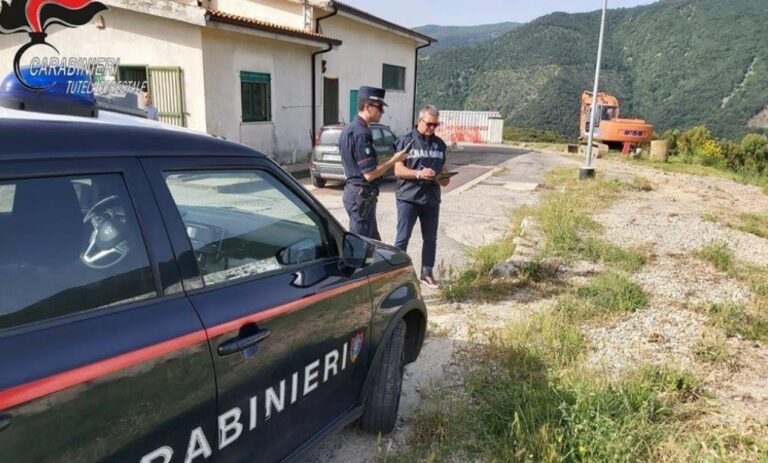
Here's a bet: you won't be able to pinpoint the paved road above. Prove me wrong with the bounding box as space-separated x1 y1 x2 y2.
301 146 573 463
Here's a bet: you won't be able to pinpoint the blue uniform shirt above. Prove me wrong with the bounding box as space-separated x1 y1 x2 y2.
395 129 447 205
340 116 378 188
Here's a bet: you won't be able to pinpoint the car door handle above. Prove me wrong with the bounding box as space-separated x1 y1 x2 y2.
0 416 11 432
218 329 271 356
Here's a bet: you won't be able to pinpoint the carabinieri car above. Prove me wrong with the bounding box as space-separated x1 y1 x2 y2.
0 76 426 463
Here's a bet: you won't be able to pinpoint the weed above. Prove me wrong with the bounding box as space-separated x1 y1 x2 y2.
701 213 719 223
695 240 734 273
701 302 768 342
734 212 768 239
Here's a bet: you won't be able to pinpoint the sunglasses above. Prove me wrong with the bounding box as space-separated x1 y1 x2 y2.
421 120 440 128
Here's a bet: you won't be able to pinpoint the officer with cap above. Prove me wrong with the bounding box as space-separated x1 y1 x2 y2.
340 86 408 239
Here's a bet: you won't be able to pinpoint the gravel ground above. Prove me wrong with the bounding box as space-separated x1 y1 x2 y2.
631 255 751 306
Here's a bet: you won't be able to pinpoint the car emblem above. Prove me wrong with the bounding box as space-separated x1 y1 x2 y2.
349 332 364 364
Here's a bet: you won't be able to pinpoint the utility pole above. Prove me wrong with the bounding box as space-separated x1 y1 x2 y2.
580 0 608 180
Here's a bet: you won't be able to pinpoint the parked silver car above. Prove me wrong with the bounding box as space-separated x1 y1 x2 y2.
309 123 398 188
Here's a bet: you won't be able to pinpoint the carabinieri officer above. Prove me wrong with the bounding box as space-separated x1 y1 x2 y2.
393 105 450 288
340 86 407 240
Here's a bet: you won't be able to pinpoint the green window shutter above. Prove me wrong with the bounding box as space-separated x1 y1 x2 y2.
349 89 358 123
240 71 272 122
240 71 271 84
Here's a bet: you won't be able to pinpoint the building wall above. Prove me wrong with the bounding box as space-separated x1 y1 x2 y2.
318 14 419 137
202 27 314 162
209 0 309 30
0 7 208 132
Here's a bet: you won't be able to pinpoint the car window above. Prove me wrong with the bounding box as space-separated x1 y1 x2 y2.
382 129 396 146
372 128 383 144
164 170 332 287
319 129 342 146
0 174 157 330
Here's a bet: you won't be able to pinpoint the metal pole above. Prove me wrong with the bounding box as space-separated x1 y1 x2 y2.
580 0 608 180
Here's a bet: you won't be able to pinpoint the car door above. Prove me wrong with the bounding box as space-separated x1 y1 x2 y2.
0 158 217 463
142 157 373 463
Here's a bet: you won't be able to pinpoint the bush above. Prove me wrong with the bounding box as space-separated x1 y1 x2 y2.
741 133 768 174
694 139 724 167
719 140 745 171
677 125 712 157
660 129 681 156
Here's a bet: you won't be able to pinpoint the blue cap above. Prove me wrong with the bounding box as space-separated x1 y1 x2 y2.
359 86 387 107
0 67 98 118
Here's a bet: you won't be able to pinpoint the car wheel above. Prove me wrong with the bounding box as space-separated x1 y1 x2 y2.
360 319 406 434
311 175 326 188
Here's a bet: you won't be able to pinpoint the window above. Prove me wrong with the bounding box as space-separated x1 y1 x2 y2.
164 170 332 287
372 128 384 145
241 71 272 122
382 129 396 146
382 64 406 91
0 174 157 330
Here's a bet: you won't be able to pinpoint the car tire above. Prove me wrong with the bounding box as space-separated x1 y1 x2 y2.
311 175 326 188
360 319 406 434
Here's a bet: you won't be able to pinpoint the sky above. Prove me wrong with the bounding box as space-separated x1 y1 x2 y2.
342 0 661 28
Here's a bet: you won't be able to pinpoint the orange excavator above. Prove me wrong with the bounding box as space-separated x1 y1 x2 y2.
579 92 653 146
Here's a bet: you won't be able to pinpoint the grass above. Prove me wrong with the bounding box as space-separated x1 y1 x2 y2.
700 302 768 343
390 307 727 463
695 240 735 273
608 153 768 195
733 212 768 239
440 169 649 302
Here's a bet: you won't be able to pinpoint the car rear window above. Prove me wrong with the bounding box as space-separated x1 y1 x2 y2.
319 129 342 146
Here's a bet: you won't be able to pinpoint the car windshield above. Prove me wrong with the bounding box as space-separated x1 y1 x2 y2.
319 129 342 146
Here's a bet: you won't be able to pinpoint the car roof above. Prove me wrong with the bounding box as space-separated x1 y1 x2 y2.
0 107 265 162
320 123 391 130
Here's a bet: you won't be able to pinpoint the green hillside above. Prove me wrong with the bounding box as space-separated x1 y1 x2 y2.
416 0 768 139
414 22 521 55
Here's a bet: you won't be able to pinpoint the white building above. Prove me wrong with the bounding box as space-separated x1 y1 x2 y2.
0 0 435 163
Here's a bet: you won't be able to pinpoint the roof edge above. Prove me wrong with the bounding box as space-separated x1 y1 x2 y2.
331 2 437 44
207 9 342 46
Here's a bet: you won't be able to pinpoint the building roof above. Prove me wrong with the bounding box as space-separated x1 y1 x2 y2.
331 1 436 44
206 9 343 46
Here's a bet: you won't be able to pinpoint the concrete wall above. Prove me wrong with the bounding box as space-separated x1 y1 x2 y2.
209 0 309 30
0 7 208 132
318 14 419 137
202 28 315 163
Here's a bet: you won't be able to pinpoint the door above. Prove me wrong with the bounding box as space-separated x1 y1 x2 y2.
323 78 339 126
0 159 217 463
148 66 186 127
349 89 358 124
142 157 373 462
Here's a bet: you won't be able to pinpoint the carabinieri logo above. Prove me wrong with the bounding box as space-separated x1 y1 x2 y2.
349 332 365 364
0 0 107 91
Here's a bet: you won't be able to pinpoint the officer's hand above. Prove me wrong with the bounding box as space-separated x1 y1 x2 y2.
392 149 409 164
420 168 436 181
439 177 451 187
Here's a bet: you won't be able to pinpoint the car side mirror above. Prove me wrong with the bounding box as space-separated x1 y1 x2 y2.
341 233 375 270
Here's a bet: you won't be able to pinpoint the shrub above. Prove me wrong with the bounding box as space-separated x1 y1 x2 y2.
660 129 681 155
678 125 712 157
693 139 724 167
741 133 768 174
718 140 745 170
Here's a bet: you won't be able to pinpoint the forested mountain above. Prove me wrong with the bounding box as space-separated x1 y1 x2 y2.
416 0 768 139
414 22 521 55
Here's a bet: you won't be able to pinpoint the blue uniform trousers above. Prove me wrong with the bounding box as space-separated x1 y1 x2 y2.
394 200 439 277
343 185 381 240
